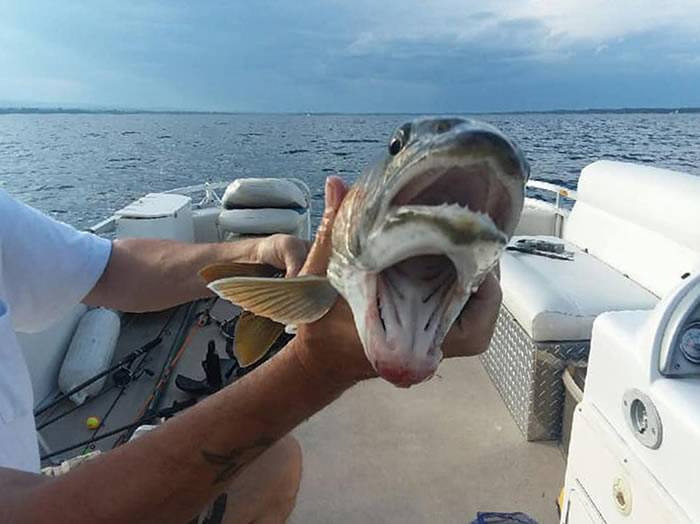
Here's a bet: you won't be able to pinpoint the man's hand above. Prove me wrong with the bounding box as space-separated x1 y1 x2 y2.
290 176 503 387
289 177 374 387
442 269 501 358
252 233 310 277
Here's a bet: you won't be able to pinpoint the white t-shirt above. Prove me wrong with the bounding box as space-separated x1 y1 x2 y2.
0 189 111 472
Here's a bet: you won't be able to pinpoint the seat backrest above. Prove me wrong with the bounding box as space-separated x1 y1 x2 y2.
564 160 700 297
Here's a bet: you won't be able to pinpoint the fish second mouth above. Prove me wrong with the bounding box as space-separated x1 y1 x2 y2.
377 254 456 345
365 254 458 386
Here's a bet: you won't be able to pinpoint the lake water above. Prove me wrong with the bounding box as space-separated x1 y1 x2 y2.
1 113 699 229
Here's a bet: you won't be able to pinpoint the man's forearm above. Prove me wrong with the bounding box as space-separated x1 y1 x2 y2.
4 340 352 524
84 237 260 312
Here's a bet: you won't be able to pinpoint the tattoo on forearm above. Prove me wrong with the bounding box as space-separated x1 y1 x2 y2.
202 439 274 484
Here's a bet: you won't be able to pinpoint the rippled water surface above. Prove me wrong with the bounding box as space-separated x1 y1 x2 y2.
1 113 699 229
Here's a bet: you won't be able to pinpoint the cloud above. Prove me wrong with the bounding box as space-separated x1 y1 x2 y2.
2 0 700 111
340 0 700 55
514 0 700 41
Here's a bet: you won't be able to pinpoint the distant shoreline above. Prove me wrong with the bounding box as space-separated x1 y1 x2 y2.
1 107 699 116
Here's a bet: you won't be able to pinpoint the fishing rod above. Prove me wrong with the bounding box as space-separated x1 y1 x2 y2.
34 335 163 418
40 398 197 462
34 306 182 419
80 386 126 455
36 343 156 430
36 383 118 431
40 299 213 462
113 299 204 447
39 302 204 463
79 347 156 454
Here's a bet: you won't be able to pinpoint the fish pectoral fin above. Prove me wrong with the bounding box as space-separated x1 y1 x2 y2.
199 262 281 284
234 312 285 367
208 275 338 325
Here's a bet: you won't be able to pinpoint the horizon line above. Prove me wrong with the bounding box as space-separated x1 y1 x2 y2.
1 106 699 116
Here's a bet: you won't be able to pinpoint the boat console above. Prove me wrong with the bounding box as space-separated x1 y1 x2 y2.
561 272 700 523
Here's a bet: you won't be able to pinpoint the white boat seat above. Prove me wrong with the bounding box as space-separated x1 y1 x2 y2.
484 161 700 441
218 208 305 236
216 178 310 239
502 235 659 342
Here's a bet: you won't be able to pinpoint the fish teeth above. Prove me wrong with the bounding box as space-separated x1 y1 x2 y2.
376 294 387 331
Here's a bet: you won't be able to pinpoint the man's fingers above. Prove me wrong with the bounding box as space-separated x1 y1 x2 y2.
284 240 311 277
301 176 347 276
285 258 303 278
442 270 502 358
465 270 501 308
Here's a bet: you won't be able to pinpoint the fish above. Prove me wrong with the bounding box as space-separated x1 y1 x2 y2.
200 117 529 387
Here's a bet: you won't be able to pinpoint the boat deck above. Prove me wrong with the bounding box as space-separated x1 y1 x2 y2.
291 357 564 524
37 298 565 524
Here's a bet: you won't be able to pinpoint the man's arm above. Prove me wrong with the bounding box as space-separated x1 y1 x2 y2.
0 184 353 523
0 181 365 523
0 177 501 523
83 234 309 313
0 337 351 524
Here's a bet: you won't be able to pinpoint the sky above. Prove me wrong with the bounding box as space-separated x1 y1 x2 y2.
1 1 700 113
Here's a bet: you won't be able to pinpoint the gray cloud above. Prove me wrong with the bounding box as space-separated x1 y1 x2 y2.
1 1 699 111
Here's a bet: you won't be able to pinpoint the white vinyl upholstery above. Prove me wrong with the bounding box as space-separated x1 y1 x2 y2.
218 208 304 235
217 178 311 240
487 161 700 440
501 161 700 342
564 161 700 297
222 178 307 209
502 237 658 341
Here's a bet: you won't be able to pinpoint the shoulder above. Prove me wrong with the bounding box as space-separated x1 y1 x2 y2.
0 189 19 239
0 189 46 246
0 188 37 225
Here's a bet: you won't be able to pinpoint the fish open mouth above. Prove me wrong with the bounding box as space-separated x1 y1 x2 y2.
391 162 512 231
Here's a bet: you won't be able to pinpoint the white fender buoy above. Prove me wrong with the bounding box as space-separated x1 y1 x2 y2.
58 308 121 405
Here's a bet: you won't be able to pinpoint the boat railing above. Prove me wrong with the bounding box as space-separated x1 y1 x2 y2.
87 216 117 235
525 180 577 237
526 180 577 210
88 179 568 236
163 181 227 208
87 182 230 235
87 178 313 237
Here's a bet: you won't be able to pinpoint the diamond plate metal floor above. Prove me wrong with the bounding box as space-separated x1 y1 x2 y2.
290 357 565 524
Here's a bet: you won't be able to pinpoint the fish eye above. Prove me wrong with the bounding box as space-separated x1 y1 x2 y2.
388 137 403 156
388 123 411 156
435 120 451 133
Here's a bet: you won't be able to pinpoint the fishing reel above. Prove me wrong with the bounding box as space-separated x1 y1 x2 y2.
195 306 238 360
111 366 154 388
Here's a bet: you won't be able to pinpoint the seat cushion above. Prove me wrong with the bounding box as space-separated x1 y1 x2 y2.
222 178 307 209
218 208 304 235
564 161 700 297
501 236 659 342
